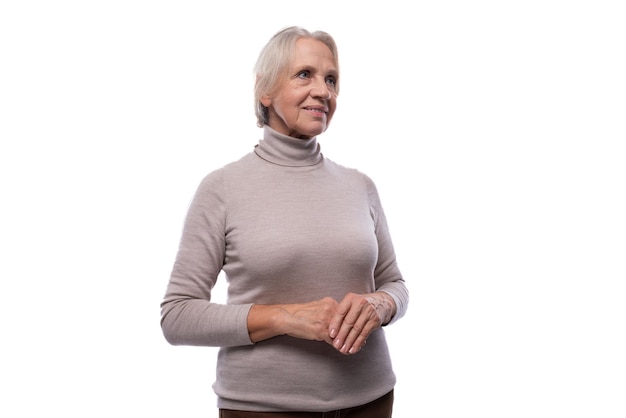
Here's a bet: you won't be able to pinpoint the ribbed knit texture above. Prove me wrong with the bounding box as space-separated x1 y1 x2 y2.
161 126 409 412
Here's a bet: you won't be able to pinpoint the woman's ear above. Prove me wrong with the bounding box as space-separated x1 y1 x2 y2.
260 94 272 108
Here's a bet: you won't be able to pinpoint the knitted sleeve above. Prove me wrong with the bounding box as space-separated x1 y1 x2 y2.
160 169 254 347
364 174 409 325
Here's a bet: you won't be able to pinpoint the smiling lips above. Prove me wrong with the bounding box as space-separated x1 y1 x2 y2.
303 105 328 116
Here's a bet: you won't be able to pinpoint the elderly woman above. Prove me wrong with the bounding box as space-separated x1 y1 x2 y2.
161 26 409 417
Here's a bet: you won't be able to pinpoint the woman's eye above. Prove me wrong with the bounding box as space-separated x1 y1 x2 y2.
297 70 310 78
326 76 337 86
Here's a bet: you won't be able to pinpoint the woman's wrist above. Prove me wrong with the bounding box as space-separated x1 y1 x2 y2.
247 304 288 342
366 292 396 325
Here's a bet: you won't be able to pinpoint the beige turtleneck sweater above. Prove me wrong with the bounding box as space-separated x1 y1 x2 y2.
160 126 409 412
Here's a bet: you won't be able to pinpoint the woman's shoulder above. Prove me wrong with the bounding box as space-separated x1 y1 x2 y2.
324 157 377 188
192 152 253 194
201 152 255 179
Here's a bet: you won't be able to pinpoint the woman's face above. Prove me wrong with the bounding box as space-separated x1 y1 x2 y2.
262 38 338 139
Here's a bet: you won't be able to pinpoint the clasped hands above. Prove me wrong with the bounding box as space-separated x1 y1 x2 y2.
278 291 396 355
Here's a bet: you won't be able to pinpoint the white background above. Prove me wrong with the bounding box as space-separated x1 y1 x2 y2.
1 1 625 417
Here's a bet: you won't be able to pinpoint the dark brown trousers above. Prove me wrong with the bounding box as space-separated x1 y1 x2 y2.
219 390 393 418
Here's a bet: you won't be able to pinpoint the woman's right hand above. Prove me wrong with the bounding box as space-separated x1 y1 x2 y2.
247 297 338 345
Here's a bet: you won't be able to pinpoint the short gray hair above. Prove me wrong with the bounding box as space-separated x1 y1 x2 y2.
253 26 340 128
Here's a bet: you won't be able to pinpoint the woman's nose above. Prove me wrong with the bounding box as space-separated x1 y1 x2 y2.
311 77 332 99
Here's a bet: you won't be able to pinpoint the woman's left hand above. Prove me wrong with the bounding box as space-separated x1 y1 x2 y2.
328 291 396 355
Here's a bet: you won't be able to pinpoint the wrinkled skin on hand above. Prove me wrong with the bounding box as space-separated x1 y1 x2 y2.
280 297 339 345
328 292 395 355
254 292 395 355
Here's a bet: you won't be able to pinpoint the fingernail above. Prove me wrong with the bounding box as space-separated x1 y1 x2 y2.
330 328 336 338
334 339 342 348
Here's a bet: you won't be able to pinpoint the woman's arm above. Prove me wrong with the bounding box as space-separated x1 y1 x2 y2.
247 297 339 344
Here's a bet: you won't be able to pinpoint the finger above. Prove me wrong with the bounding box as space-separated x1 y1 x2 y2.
340 313 373 354
328 306 347 339
329 293 359 337
333 307 371 353
347 332 368 355
331 301 364 350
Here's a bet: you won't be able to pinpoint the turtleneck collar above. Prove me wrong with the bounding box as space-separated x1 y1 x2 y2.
254 126 323 167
